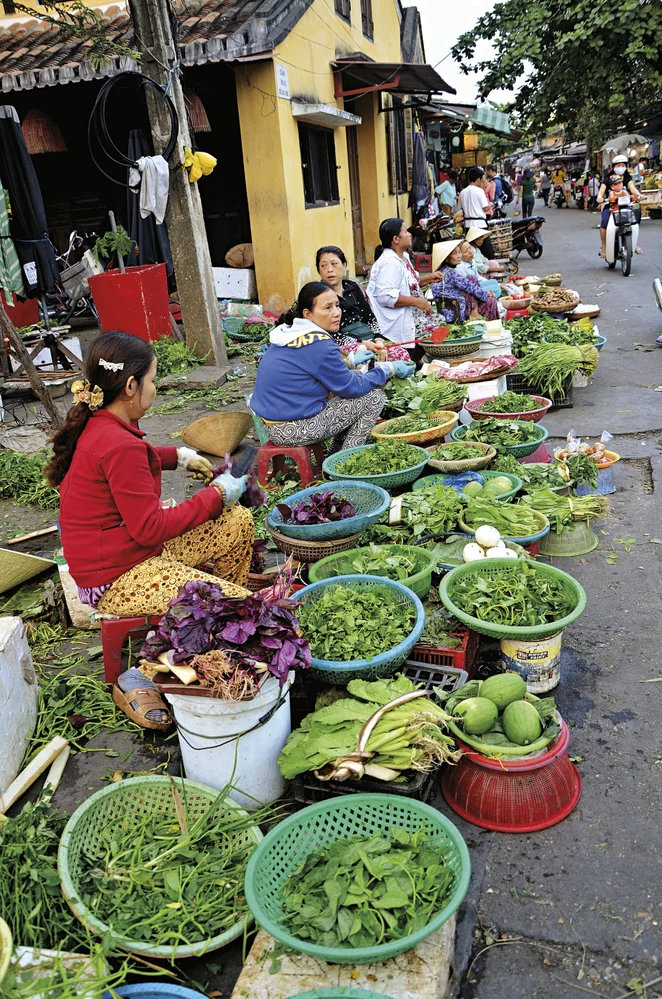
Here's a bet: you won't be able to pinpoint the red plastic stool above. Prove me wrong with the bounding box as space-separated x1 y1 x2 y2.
257 443 324 487
101 616 161 684
505 307 530 321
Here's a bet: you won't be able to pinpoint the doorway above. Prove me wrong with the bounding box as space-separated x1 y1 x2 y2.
346 126 365 267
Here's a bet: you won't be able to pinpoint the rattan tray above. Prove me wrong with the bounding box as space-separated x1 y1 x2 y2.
267 525 361 564
426 441 496 472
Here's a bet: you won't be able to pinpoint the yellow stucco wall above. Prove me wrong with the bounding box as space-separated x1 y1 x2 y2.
236 0 411 310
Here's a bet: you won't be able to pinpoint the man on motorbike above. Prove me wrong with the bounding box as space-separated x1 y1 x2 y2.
597 154 641 259
551 164 569 206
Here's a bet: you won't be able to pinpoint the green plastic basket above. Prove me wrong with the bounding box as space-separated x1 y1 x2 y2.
0 918 11 986
58 777 262 958
439 558 587 640
308 544 437 599
451 421 549 459
292 576 425 684
244 794 471 965
323 444 430 489
539 521 599 557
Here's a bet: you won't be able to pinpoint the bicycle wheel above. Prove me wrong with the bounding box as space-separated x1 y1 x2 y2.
621 232 632 277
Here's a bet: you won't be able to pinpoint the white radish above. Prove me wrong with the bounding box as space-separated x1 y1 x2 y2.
463 542 486 562
475 525 501 550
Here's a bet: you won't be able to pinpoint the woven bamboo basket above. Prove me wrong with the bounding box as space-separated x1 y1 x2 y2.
266 525 361 564
181 411 252 457
370 409 458 445
426 441 496 473
0 548 55 595
531 291 580 314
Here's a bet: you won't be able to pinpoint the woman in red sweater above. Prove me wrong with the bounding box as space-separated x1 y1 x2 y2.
46 331 254 727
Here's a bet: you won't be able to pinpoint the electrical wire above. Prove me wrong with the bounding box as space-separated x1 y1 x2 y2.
87 71 179 187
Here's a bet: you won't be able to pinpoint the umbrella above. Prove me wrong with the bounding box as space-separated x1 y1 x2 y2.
0 186 25 301
0 106 59 298
601 133 647 154
127 128 173 280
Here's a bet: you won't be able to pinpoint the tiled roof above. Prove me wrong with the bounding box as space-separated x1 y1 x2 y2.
0 0 266 92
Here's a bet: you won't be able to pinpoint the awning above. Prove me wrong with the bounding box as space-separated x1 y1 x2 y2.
471 105 511 135
291 103 361 128
333 59 455 99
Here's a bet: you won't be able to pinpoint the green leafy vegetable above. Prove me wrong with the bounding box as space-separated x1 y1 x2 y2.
0 448 59 510
520 489 609 533
565 452 599 489
152 336 205 380
505 313 567 357
336 441 424 477
370 482 463 543
516 344 599 400
279 826 455 949
380 415 445 435
462 497 542 538
429 442 487 461
296 584 416 662
382 373 467 419
458 418 542 449
479 392 541 413
322 544 421 582
450 561 574 626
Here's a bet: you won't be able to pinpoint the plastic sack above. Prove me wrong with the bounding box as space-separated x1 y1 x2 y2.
440 471 485 493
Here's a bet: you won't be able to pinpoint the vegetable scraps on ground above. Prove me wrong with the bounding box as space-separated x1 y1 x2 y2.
478 391 542 413
278 673 459 780
295 584 415 662
141 579 311 684
458 418 542 450
276 490 355 525
335 440 424 477
279 826 455 949
75 783 282 951
449 560 574 627
0 448 59 510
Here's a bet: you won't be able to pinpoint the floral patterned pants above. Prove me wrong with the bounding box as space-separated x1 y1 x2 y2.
266 389 385 452
97 505 254 617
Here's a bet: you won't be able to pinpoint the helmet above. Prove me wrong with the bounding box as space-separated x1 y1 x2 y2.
612 154 628 165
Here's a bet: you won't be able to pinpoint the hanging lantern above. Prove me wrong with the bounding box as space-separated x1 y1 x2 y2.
184 89 211 133
21 110 67 154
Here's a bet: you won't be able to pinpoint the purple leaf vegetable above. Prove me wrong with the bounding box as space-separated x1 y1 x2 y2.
211 453 267 509
277 490 356 525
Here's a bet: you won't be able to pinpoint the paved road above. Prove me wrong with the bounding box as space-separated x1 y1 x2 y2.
454 205 662 999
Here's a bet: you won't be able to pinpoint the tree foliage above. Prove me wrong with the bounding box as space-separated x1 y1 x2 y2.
10 0 140 67
452 0 662 147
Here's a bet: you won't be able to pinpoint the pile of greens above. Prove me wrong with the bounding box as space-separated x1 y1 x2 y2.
296 584 416 662
382 373 467 420
506 313 567 357
321 544 422 582
278 673 458 778
520 489 609 533
152 336 203 380
459 418 542 450
429 442 488 461
279 826 454 949
0 448 59 510
479 392 541 413
516 343 599 400
370 482 463 542
491 454 564 490
418 594 462 649
433 319 486 341
462 497 542 538
566 452 599 490
449 560 575 627
76 784 281 949
253 478 301 539
336 440 423 477
380 415 444 435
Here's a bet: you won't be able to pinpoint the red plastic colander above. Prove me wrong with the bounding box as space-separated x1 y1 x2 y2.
441 720 582 833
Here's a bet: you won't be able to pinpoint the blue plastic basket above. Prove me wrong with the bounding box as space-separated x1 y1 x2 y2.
266 481 390 541
103 989 205 999
323 443 430 489
292 575 425 684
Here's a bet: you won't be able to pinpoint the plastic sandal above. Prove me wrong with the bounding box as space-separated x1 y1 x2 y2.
112 684 172 731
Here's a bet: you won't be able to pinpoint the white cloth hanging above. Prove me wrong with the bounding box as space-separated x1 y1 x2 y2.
128 155 169 224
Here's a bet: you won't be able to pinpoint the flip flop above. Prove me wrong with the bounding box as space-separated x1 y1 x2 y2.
112 684 172 731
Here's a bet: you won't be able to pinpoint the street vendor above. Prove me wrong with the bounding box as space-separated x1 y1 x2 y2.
250 281 414 452
431 240 500 322
367 218 443 361
47 330 254 729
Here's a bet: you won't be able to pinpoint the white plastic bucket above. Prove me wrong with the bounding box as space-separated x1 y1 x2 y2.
499 632 562 693
165 675 292 808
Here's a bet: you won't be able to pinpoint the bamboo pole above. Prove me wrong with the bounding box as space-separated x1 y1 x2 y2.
0 303 63 427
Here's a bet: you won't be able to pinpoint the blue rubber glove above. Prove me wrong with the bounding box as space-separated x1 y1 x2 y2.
349 347 376 366
211 470 249 506
392 361 416 378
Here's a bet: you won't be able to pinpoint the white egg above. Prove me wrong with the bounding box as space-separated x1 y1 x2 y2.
463 542 486 562
475 525 502 550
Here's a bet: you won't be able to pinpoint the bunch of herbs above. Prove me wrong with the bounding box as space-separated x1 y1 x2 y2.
323 544 420 582
335 441 424 477
383 373 466 420
450 560 575 627
479 392 540 413
428 442 487 461
458 418 542 449
370 482 463 543
153 337 204 381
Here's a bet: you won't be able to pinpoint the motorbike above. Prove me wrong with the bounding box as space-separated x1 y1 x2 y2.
553 184 568 208
511 216 545 258
604 194 639 277
490 192 510 220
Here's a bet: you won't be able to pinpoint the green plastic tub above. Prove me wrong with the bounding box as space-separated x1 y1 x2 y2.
308 543 437 599
323 443 430 489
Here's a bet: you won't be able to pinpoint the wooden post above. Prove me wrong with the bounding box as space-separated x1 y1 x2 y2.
127 0 227 368
0 303 63 427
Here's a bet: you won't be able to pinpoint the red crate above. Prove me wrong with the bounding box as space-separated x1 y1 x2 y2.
411 626 479 678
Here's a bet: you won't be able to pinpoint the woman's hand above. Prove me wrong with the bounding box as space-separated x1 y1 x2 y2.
211 470 249 506
414 297 434 313
177 447 214 484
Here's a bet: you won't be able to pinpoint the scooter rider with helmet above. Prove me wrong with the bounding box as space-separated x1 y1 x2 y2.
597 154 641 259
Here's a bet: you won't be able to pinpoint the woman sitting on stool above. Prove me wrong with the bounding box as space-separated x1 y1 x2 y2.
251 282 414 453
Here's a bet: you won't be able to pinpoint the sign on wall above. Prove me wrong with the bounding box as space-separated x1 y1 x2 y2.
276 65 290 100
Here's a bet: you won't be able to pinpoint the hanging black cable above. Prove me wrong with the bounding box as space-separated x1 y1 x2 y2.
88 71 179 187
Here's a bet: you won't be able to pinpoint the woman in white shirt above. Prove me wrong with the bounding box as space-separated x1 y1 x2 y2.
367 218 442 360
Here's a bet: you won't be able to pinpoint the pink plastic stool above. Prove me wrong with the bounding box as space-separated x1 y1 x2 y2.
257 443 324 488
101 616 161 684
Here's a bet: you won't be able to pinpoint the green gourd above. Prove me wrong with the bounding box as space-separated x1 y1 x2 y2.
502 700 542 745
480 672 527 710
455 696 498 735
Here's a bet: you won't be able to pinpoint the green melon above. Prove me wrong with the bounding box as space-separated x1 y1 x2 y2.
491 476 515 491
463 480 483 497
455 696 498 735
502 700 542 745
480 672 527 710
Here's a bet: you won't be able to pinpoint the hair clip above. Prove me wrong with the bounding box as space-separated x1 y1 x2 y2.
99 358 124 372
